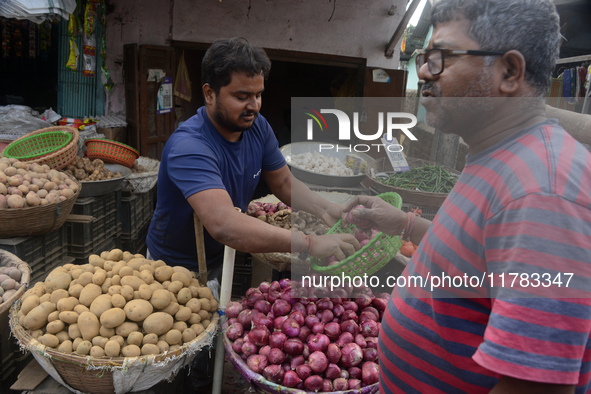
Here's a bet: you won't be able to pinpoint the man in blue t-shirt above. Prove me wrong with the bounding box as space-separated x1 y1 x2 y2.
146 37 358 281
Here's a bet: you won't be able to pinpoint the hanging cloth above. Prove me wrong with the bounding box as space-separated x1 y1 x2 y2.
579 66 587 98
173 51 192 102
564 68 575 104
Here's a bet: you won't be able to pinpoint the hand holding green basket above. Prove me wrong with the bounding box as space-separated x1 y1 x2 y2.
310 192 404 277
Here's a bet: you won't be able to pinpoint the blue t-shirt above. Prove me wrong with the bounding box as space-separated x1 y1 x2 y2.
146 106 286 271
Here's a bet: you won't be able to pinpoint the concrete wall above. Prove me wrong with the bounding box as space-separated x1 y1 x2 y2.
104 0 406 116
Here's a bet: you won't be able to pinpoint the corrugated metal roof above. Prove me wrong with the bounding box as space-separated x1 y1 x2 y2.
410 0 432 40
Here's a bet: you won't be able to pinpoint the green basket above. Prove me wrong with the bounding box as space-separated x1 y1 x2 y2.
310 192 404 277
4 130 73 161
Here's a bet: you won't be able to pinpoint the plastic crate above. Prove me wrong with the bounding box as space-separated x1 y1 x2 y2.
30 255 75 286
68 235 117 266
119 191 154 238
70 191 120 219
29 244 70 285
0 324 19 388
66 192 121 259
120 221 149 256
0 225 67 268
232 252 253 298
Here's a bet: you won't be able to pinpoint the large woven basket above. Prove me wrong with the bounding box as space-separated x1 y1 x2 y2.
364 157 460 209
0 177 81 238
10 306 219 394
3 126 79 170
310 192 404 278
223 331 379 394
0 250 31 335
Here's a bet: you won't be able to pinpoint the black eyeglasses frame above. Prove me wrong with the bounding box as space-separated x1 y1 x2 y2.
415 48 507 76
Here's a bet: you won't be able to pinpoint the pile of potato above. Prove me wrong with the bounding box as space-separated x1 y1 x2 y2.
0 265 23 303
16 248 218 358
0 157 80 209
64 157 123 181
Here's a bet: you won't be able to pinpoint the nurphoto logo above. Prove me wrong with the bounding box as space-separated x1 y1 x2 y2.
303 107 418 154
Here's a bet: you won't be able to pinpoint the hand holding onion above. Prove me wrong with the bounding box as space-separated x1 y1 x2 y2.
342 195 406 237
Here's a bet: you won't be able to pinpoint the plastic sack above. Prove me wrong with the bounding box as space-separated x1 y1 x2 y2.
174 51 192 101
207 278 220 302
0 105 52 139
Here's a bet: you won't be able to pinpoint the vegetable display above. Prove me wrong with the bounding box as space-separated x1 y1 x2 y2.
379 164 458 193
15 248 218 357
0 265 24 303
225 279 386 391
247 201 330 236
0 157 80 208
64 157 123 181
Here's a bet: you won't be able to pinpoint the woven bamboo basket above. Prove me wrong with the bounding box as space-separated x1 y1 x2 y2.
364 157 460 209
10 306 219 394
4 126 79 170
223 331 379 394
0 250 31 334
0 177 81 238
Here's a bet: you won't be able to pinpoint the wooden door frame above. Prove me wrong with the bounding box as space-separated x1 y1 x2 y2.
170 40 367 97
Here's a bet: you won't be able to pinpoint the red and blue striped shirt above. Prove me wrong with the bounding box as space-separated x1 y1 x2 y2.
380 120 591 393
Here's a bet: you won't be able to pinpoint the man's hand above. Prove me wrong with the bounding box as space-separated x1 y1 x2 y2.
318 202 346 227
342 195 406 237
310 233 360 261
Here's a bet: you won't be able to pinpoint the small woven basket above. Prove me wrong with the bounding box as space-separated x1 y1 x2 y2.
0 250 31 335
310 192 404 277
86 138 139 168
10 306 219 394
223 330 378 394
2 126 79 170
0 176 81 238
3 131 73 161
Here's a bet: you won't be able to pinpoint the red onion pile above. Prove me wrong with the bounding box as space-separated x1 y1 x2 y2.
225 279 387 392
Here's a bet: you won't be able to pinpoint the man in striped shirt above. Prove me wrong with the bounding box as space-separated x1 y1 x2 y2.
345 0 591 392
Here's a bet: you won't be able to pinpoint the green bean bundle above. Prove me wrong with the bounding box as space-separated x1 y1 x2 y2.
380 164 458 193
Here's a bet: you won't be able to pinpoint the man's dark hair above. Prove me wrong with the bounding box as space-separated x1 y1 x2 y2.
201 37 271 95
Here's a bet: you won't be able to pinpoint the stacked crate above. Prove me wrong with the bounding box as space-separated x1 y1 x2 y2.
119 190 154 255
65 191 121 265
0 225 70 285
232 251 253 298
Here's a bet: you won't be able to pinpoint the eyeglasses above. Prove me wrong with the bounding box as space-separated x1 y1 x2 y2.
415 48 506 76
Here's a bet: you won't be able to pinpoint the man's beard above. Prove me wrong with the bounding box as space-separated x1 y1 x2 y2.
213 103 258 133
422 69 495 136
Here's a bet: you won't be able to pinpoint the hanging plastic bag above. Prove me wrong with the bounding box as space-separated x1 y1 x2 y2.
174 51 192 102
82 0 98 77
66 13 79 71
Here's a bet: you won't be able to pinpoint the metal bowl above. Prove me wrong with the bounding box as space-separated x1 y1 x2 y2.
281 142 374 187
79 163 131 198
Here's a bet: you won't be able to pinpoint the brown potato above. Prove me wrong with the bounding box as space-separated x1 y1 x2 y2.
100 308 127 329
142 312 174 336
77 311 100 341
123 299 153 322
